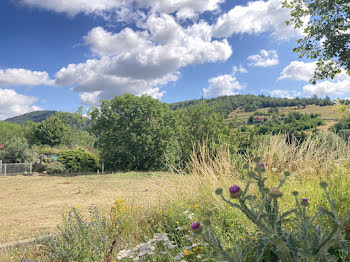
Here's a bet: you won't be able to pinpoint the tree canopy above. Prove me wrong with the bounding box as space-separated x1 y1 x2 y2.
283 0 350 82
90 94 180 171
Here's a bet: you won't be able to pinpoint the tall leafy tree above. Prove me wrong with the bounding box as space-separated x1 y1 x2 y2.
90 94 180 171
283 0 350 82
176 103 230 164
34 116 68 146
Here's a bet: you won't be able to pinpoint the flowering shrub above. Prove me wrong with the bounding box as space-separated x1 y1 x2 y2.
46 206 118 262
193 158 350 261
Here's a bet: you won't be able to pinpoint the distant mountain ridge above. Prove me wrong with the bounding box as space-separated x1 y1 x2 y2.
4 94 334 125
5 110 57 125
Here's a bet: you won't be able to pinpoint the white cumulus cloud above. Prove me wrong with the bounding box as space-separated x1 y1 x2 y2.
247 50 279 67
302 77 350 97
278 61 317 81
57 14 232 105
19 0 120 16
212 0 305 40
232 65 248 74
19 0 224 19
0 68 53 87
0 89 42 120
270 89 301 98
203 74 244 98
278 61 350 97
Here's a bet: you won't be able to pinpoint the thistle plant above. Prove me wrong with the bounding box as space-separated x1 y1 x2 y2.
192 158 350 261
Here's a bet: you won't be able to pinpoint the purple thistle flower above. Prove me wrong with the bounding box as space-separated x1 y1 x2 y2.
301 198 308 202
229 185 240 194
191 222 203 234
229 185 242 198
259 163 265 168
191 222 200 230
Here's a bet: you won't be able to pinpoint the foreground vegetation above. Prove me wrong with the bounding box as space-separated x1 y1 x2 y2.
2 132 350 261
2 0 349 258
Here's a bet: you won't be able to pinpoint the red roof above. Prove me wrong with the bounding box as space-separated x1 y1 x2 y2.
0 144 4 149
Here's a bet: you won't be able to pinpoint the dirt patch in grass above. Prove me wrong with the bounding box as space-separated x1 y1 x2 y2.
0 172 175 243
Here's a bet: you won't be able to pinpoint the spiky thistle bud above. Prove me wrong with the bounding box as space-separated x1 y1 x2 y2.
229 185 242 199
215 188 223 195
301 198 309 207
284 171 291 177
269 188 283 198
205 210 213 217
320 182 328 189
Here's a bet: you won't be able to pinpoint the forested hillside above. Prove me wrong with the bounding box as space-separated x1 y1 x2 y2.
3 95 334 125
5 110 57 124
169 94 333 116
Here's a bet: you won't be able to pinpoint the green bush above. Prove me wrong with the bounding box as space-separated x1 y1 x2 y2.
57 149 99 173
46 206 117 262
41 161 65 174
0 137 37 163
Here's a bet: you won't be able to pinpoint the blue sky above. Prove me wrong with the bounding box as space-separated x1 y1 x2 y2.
0 0 349 119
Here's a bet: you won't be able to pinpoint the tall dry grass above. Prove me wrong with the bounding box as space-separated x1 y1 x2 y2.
167 132 350 206
254 132 350 177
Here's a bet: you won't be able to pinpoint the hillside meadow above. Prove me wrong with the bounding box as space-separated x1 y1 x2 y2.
228 105 348 122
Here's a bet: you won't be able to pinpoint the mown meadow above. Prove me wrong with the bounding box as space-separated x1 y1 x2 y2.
2 95 350 261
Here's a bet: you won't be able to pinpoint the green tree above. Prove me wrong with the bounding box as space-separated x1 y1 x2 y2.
34 116 68 146
0 122 25 144
0 137 36 163
90 94 180 171
54 110 95 148
283 0 350 82
176 103 230 164
330 116 350 141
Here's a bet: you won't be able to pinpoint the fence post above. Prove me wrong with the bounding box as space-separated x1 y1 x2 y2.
0 160 2 175
4 164 6 176
29 162 33 174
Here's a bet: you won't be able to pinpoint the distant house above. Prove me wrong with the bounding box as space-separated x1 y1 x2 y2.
253 116 265 123
0 144 4 150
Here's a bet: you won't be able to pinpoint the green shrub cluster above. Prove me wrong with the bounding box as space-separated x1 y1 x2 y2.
57 149 100 173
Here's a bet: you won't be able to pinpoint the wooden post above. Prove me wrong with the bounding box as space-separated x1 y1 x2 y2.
0 160 2 175
102 162 104 175
4 164 6 176
29 162 33 174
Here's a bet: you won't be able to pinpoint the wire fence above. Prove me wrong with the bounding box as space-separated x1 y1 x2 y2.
0 160 33 175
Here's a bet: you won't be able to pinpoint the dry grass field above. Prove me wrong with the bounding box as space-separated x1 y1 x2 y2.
228 105 348 125
0 172 176 244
